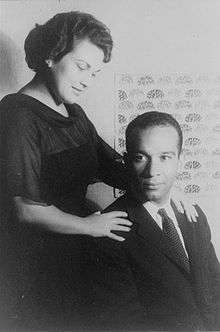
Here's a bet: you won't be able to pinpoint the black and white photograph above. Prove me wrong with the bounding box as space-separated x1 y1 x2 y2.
0 0 220 331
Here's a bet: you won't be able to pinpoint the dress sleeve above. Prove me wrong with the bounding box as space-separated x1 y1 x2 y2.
1 107 46 204
96 135 128 190
75 105 128 190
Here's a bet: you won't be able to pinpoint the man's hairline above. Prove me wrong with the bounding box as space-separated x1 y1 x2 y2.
126 123 182 157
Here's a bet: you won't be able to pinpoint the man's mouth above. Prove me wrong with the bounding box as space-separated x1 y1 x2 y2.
142 182 162 189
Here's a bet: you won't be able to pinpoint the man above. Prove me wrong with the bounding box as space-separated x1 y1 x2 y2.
72 111 220 331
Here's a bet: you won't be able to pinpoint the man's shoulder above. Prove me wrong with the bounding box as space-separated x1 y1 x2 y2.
176 202 211 235
193 204 206 218
103 194 128 213
193 204 211 232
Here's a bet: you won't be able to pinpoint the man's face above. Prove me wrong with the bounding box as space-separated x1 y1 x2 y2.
126 125 180 206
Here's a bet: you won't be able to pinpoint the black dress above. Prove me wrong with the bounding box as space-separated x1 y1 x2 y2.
0 93 126 329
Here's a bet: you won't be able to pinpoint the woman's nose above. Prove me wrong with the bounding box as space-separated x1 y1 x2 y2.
80 73 95 88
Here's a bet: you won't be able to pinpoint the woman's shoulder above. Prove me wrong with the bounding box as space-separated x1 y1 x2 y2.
67 103 97 133
67 103 88 119
0 93 36 115
0 93 39 130
0 93 20 107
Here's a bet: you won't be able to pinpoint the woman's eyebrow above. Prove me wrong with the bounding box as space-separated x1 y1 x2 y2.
74 58 102 72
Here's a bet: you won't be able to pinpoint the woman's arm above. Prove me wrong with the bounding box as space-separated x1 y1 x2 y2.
14 196 132 241
96 136 127 190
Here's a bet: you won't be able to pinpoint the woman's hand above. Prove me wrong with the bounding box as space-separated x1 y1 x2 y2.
83 211 132 241
172 197 198 222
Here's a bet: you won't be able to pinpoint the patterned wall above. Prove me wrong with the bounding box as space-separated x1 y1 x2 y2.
115 73 220 199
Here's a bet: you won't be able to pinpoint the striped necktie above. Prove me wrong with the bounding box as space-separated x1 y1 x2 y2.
158 208 190 273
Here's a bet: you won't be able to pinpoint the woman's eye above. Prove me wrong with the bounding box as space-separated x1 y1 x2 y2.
77 63 87 71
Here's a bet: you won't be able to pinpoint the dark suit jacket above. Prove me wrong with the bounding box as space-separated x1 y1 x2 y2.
15 195 219 331
71 194 220 331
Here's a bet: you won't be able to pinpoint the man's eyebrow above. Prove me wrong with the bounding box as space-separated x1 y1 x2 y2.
161 151 176 155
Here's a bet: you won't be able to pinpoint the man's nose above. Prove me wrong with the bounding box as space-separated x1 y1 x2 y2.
141 159 160 178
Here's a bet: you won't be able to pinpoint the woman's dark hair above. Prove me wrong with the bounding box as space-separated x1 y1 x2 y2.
25 11 113 73
126 111 183 156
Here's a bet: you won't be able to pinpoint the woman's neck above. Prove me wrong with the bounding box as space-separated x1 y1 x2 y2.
18 75 69 117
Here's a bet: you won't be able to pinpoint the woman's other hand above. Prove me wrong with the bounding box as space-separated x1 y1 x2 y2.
172 197 198 222
83 211 132 241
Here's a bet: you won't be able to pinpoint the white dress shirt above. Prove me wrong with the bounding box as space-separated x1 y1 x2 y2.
143 200 188 257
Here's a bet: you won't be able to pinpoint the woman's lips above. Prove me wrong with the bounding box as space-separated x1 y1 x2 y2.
72 86 82 92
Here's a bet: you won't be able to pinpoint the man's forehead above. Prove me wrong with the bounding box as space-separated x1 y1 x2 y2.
130 125 178 140
127 125 179 152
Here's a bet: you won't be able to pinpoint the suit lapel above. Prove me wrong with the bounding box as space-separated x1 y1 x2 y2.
171 201 195 260
171 203 214 317
126 198 192 276
171 200 199 269
128 202 163 245
124 199 164 280
123 196 213 325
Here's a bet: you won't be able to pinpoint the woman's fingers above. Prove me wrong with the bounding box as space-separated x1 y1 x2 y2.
180 201 198 223
111 218 132 226
104 211 128 219
111 225 131 232
102 211 132 225
171 197 198 223
107 232 125 242
172 198 184 213
84 211 132 240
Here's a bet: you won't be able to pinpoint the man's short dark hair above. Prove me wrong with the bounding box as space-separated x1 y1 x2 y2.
24 11 113 74
126 111 183 156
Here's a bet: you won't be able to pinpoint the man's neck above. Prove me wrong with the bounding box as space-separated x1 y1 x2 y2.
143 198 171 209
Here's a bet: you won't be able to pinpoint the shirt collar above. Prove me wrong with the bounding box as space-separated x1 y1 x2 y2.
143 200 176 227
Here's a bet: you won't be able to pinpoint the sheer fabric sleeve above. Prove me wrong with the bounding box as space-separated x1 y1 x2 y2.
68 104 128 190
88 119 127 189
96 135 128 190
1 107 47 204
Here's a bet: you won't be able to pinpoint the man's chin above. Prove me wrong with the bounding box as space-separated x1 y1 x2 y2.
130 188 153 203
138 191 161 204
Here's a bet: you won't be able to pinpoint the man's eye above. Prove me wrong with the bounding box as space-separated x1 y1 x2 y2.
161 155 171 161
133 155 146 162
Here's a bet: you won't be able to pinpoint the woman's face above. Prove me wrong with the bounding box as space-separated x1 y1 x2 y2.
48 38 105 104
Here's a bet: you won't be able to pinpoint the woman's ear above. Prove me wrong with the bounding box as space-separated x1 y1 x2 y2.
45 59 52 68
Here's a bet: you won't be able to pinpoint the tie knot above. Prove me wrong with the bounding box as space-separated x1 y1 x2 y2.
158 208 174 230
158 208 169 219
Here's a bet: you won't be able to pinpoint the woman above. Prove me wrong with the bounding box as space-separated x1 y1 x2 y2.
0 11 197 329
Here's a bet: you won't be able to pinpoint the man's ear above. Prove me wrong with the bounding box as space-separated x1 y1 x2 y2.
123 152 128 166
177 151 183 171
